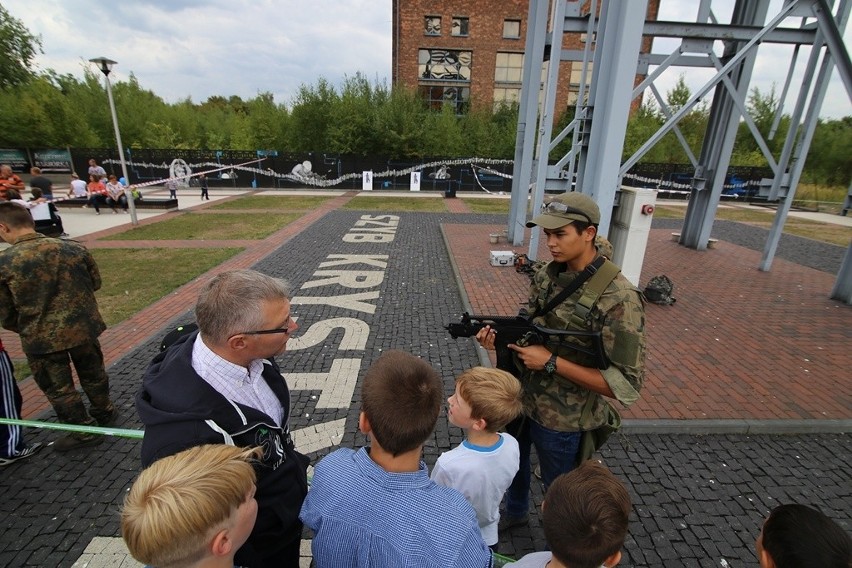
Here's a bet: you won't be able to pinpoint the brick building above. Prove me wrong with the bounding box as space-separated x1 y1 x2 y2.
392 0 660 114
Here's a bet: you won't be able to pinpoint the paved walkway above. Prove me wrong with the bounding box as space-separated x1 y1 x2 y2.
1 191 849 567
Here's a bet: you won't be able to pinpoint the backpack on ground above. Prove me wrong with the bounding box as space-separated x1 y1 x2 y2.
643 275 676 305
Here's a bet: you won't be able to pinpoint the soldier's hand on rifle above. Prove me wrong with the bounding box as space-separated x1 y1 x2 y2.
508 343 552 371
475 325 497 350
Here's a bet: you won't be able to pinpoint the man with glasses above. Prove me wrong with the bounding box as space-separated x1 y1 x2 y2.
476 192 646 533
136 269 309 568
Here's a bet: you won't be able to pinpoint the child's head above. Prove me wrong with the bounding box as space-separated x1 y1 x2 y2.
361 350 442 456
121 444 261 568
543 461 631 568
756 503 851 568
449 367 522 433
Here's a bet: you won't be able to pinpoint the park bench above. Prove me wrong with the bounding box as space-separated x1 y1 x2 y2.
58 197 179 211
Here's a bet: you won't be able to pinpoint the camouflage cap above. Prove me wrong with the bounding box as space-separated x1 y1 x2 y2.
526 192 601 229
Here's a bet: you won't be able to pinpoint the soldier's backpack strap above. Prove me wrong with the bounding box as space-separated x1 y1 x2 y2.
567 258 620 330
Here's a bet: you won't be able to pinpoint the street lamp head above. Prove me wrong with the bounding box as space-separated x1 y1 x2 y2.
89 57 118 76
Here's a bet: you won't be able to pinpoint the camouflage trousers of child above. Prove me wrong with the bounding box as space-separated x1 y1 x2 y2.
26 340 114 427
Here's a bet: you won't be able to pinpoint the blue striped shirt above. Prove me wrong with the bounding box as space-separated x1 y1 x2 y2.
300 447 492 568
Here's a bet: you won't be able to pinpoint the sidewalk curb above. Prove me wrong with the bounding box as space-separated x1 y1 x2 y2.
622 418 852 434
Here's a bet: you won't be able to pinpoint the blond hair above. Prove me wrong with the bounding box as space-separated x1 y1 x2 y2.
456 367 523 431
121 444 260 567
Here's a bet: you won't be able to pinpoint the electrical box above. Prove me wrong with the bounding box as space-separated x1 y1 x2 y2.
608 186 657 286
490 251 515 267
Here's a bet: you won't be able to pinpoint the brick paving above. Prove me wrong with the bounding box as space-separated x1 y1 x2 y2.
444 222 852 420
0 193 849 567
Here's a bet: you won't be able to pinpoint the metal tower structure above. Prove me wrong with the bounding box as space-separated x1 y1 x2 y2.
509 0 852 301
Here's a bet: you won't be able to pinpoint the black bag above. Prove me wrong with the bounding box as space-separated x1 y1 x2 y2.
643 275 676 305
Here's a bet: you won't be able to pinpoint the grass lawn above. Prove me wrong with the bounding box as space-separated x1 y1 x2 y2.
463 199 512 214
208 195 333 210
101 212 303 240
93 247 243 325
654 204 851 246
343 196 447 212
12 360 30 382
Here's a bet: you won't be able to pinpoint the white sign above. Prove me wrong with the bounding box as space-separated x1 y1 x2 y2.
362 171 373 191
410 171 421 192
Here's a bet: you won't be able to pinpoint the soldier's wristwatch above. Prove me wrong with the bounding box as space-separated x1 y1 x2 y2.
544 354 557 375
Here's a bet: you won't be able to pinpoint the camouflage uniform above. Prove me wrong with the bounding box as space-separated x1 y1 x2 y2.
525 257 645 432
503 254 645 521
0 233 113 427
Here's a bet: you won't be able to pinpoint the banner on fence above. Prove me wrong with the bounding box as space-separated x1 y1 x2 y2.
34 149 73 172
0 149 28 172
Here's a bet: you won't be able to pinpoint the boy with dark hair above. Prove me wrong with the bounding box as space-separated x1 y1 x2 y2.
431 367 523 548
756 503 851 568
508 460 631 568
300 350 492 568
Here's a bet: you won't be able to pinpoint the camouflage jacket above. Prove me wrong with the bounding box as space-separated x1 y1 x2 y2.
0 232 106 354
523 256 646 431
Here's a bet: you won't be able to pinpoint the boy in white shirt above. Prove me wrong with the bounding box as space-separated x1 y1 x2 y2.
431 367 523 548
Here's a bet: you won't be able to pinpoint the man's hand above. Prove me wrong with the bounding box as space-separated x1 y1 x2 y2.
474 325 496 350
507 343 552 371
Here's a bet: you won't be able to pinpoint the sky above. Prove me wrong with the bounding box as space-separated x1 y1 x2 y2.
3 0 850 118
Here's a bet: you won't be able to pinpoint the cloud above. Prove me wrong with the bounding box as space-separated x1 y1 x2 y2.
5 0 392 106
3 0 848 117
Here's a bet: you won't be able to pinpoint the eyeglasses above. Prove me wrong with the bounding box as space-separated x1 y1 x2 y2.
231 318 294 338
541 201 592 224
238 328 292 336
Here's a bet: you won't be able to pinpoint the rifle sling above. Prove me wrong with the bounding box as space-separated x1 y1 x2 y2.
569 259 621 330
533 256 606 319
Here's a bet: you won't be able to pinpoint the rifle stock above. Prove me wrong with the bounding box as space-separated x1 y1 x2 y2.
446 312 609 370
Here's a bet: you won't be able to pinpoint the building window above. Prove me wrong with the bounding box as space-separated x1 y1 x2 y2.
419 85 470 114
503 19 521 38
495 52 524 83
418 49 472 82
569 61 593 87
493 87 521 110
425 16 441 36
451 17 469 37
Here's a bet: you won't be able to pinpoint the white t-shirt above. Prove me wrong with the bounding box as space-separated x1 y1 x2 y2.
70 179 88 197
431 432 520 545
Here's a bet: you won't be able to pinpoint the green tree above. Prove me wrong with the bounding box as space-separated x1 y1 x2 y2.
288 78 339 152
372 87 429 158
0 4 42 89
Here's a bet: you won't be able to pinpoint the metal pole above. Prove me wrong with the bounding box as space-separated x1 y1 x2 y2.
103 73 138 225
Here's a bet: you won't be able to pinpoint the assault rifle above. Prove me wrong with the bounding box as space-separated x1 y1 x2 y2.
446 312 609 372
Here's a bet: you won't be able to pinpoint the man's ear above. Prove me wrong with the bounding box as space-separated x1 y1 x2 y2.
209 528 233 558
602 550 622 567
227 334 248 352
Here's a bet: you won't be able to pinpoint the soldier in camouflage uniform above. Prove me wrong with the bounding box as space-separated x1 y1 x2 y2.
0 202 115 451
476 192 645 531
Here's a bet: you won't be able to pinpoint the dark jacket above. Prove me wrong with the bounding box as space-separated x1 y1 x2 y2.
136 332 309 566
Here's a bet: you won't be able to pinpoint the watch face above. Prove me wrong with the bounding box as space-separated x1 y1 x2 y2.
545 356 557 374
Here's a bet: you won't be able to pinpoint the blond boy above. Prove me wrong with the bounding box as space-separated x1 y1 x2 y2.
431 367 524 547
121 444 261 568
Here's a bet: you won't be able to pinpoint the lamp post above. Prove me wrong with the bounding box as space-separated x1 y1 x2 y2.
89 57 138 225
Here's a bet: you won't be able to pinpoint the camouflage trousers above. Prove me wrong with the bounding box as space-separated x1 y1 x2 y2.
26 340 114 427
